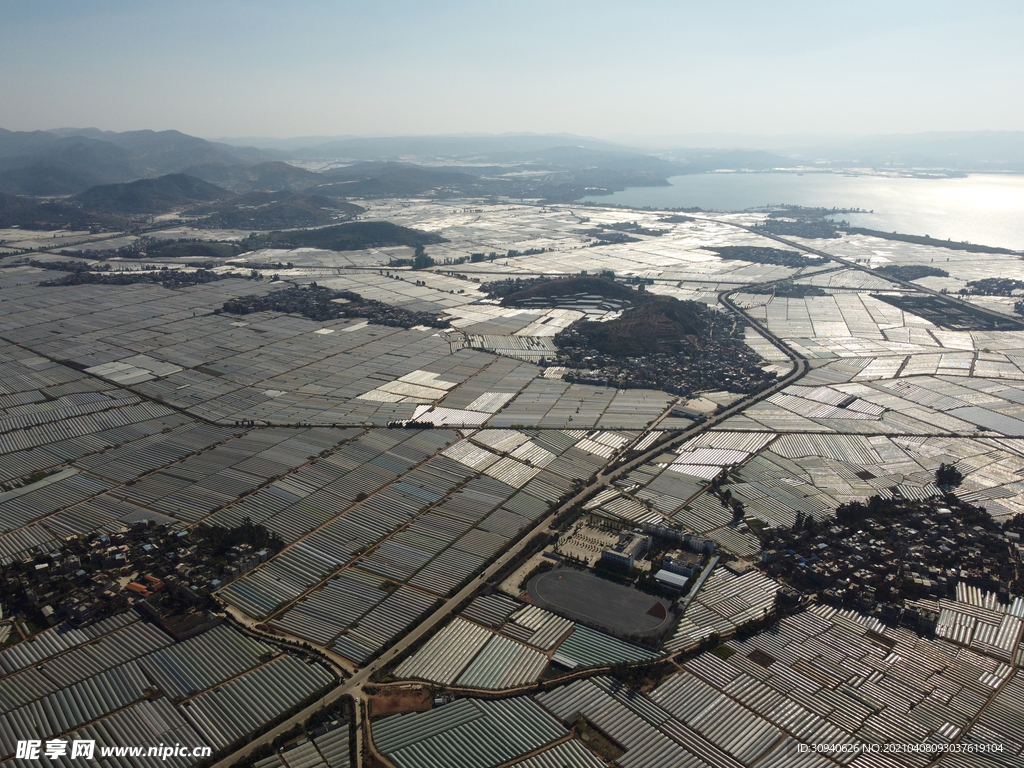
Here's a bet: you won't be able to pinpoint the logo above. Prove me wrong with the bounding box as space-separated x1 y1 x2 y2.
16 740 95 760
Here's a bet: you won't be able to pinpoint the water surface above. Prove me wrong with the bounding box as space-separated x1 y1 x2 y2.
584 172 1024 251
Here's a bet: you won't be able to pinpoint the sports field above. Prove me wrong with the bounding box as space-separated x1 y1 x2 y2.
528 568 674 637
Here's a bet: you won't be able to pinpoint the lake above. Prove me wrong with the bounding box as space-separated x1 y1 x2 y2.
583 172 1024 251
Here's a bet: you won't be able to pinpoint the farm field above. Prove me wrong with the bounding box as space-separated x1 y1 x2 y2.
3 197 1024 767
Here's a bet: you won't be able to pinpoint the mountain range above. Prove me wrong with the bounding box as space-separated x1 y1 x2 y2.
0 128 272 195
2 127 1023 222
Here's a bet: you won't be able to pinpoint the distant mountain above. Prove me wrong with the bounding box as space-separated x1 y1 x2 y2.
288 133 632 161
310 158 676 202
49 128 272 168
5 128 1023 200
788 131 1024 171
653 131 1024 172
191 191 362 229
670 149 790 174
211 135 362 152
0 162 107 197
0 128 274 195
183 160 320 192
0 127 729 202
75 174 230 214
0 129 66 159
318 161 424 180
0 134 140 194
527 146 683 175
317 162 481 198
0 192 127 231
210 130 1024 172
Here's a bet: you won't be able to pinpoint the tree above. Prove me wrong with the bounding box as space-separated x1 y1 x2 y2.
936 462 963 491
773 589 787 616
412 244 434 270
731 500 745 522
835 500 868 526
875 582 892 602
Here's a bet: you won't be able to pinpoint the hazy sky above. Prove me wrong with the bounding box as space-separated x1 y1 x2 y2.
3 0 1023 140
